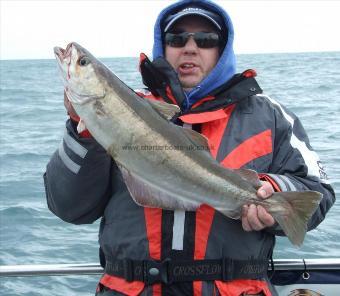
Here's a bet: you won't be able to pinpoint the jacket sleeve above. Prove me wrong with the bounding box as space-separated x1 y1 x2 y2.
44 119 116 224
263 96 335 235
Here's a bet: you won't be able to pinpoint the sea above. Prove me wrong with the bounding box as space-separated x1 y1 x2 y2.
0 51 339 295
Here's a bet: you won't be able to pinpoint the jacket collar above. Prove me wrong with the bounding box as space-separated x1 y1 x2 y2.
140 54 262 121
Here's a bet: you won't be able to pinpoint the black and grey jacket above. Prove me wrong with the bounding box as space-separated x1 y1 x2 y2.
44 72 335 295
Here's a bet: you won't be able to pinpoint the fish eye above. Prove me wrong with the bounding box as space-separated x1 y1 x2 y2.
78 56 90 66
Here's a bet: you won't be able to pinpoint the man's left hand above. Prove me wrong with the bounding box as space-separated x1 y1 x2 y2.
241 181 275 231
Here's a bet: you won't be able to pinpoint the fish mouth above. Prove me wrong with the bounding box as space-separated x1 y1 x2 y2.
53 47 64 70
53 46 65 61
54 43 74 69
54 42 106 105
54 43 73 82
54 42 73 61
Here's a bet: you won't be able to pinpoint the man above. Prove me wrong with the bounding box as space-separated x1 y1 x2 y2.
45 0 335 295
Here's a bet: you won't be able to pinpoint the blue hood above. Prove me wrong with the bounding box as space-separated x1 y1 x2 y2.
152 0 236 108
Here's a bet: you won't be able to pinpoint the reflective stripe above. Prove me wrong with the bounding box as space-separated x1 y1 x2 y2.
267 174 288 192
261 95 322 180
172 210 185 250
281 175 297 191
63 129 88 158
268 174 298 192
58 141 80 174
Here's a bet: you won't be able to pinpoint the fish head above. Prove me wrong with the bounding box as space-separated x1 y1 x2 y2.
54 42 106 105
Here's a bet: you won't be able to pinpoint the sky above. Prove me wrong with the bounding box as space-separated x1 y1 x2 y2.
1 0 340 60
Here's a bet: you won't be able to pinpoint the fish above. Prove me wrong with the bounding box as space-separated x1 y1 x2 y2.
54 42 322 247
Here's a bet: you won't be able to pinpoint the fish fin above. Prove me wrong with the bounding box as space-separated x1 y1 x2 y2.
77 119 87 133
268 191 322 247
147 99 181 120
234 168 262 189
118 164 198 211
182 128 210 152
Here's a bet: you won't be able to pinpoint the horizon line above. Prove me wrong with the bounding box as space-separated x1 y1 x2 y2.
1 50 339 62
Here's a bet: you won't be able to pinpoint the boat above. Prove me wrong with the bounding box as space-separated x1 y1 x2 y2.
1 259 339 295
270 259 340 295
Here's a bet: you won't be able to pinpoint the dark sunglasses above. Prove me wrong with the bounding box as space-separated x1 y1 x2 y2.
165 32 220 49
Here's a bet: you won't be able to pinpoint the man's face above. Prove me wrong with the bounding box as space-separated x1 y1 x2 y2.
165 15 220 92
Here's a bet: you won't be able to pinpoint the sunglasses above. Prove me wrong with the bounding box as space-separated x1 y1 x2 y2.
165 32 220 49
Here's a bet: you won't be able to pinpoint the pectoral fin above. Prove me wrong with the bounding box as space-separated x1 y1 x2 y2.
76 119 87 134
234 168 262 189
118 164 198 211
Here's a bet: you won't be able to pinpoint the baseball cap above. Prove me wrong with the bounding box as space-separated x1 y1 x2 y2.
164 6 223 33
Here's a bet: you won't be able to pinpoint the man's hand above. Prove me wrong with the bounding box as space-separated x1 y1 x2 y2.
241 181 275 231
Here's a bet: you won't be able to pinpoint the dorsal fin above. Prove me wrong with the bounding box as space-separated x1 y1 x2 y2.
182 128 210 152
76 119 87 133
147 99 180 120
147 98 210 152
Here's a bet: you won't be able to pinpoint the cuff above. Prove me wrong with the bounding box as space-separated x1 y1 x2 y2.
261 174 297 192
258 174 281 192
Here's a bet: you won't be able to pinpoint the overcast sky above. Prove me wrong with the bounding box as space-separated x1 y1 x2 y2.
1 0 340 60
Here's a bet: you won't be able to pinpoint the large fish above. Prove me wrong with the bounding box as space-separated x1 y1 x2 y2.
54 42 322 246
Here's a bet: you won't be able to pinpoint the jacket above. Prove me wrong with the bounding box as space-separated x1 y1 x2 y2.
44 66 335 296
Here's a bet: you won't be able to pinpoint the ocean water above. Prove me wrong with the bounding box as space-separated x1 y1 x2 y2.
0 52 339 295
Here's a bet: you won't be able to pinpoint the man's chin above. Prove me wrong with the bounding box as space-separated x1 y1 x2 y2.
180 79 202 92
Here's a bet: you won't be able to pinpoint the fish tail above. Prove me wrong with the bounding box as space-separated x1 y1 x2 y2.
268 191 322 247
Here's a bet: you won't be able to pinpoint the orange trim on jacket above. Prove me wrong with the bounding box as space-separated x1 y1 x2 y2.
193 204 215 296
200 105 236 159
99 275 145 296
144 208 163 295
215 279 272 296
180 108 230 124
221 129 273 169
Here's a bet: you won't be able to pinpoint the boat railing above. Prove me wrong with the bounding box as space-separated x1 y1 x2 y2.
1 259 340 277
